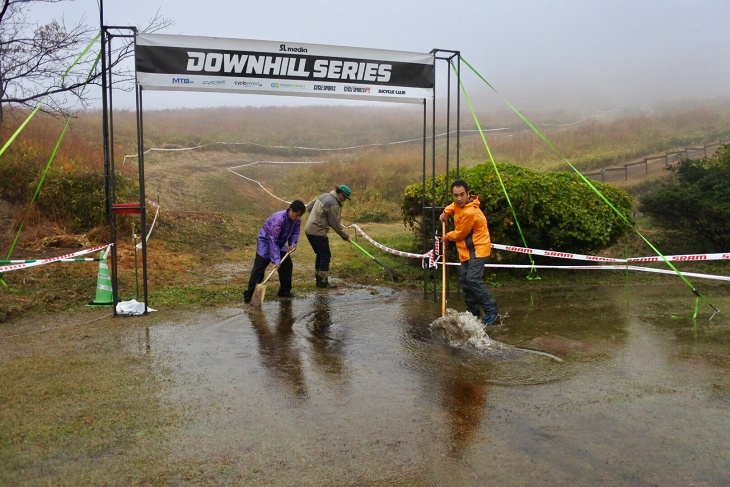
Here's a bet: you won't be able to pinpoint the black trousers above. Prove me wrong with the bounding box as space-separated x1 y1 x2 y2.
243 250 293 300
306 234 331 272
458 256 498 318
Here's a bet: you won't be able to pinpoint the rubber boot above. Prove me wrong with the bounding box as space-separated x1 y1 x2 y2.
316 270 337 288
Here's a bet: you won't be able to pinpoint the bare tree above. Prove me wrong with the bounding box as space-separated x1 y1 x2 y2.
0 0 171 121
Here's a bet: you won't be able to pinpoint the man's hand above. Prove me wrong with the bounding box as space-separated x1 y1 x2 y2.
289 245 297 252
439 213 447 223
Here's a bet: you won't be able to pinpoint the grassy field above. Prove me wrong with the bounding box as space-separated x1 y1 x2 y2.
1 99 730 321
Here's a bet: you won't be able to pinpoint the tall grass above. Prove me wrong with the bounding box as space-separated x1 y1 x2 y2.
3 98 730 228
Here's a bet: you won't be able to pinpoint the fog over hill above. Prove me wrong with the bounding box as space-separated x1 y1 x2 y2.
22 0 729 114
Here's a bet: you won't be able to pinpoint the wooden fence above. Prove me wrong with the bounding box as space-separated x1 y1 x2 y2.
584 141 725 182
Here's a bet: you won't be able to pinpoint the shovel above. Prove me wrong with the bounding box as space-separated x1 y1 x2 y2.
251 251 291 308
350 241 397 282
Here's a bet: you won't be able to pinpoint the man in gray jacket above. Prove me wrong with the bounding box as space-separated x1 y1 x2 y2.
305 184 352 288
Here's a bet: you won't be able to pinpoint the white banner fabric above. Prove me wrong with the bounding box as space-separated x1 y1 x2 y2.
135 34 434 104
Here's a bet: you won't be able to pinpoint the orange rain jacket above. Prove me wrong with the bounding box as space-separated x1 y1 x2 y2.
443 194 492 262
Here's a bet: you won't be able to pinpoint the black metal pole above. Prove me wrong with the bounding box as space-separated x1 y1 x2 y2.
456 53 461 176
134 78 149 312
421 99 428 298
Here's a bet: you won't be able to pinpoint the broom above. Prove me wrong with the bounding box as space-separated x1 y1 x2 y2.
251 251 291 308
350 241 397 281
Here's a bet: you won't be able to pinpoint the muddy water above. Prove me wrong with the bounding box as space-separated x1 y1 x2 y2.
146 284 730 486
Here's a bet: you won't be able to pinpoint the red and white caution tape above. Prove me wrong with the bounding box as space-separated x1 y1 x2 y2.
491 243 625 263
438 262 730 281
1 258 100 264
625 265 730 281
349 224 438 268
347 225 728 280
492 242 730 263
429 234 440 269
627 252 730 262
0 244 112 273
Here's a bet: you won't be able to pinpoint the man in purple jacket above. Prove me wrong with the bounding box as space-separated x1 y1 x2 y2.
243 200 306 303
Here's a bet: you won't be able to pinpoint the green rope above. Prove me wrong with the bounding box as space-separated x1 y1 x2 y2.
461 56 719 317
1 34 102 286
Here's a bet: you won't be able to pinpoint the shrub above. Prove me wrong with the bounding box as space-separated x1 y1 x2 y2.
639 143 730 252
36 168 138 232
402 162 635 257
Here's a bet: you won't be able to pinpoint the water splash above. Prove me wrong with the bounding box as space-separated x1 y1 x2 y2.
430 309 564 364
429 309 496 350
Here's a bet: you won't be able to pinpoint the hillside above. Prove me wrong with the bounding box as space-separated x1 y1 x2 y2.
2 100 730 321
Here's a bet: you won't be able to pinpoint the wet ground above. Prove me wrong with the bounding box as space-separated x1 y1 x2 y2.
137 282 729 486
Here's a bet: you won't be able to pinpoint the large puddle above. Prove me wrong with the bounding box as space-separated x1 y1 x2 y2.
143 283 730 485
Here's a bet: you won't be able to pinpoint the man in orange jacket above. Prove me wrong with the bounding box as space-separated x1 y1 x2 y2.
439 179 499 325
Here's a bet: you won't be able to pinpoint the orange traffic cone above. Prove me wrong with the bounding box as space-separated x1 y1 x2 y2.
87 251 113 307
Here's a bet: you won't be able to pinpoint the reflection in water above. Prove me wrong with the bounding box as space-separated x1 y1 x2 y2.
249 295 351 403
148 285 729 485
309 294 334 339
304 294 348 379
248 304 308 401
278 299 296 328
440 367 490 458
138 326 151 354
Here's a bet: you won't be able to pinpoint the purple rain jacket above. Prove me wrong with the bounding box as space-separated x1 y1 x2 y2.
256 209 300 265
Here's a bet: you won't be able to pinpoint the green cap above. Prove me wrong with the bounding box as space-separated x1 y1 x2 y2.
336 184 352 199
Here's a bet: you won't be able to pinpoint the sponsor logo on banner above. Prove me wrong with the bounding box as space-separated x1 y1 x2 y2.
279 44 308 53
343 86 371 93
270 82 306 90
378 88 406 95
172 77 194 84
234 81 263 87
313 85 337 92
203 80 225 85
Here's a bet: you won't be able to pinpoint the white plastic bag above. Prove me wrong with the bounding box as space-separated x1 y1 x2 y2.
115 299 156 316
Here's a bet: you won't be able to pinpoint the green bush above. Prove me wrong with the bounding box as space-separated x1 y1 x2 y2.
639 143 730 252
402 162 635 257
36 168 138 232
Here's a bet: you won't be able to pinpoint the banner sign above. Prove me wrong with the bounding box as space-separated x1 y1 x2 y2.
135 34 434 104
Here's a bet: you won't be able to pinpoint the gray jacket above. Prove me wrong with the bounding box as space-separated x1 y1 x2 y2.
305 190 350 240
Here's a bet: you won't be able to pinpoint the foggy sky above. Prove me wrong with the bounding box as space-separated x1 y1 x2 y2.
35 0 730 112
